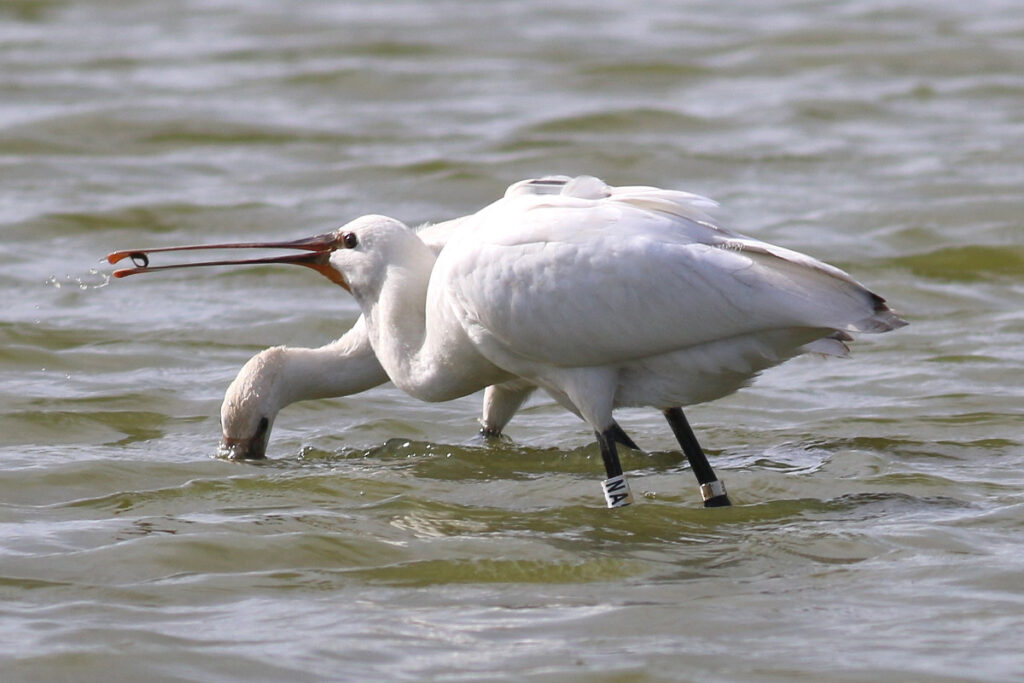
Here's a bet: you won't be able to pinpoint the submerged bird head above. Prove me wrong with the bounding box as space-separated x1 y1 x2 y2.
218 347 287 460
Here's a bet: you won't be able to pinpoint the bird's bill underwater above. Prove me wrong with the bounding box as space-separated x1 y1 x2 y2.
218 435 266 461
106 231 350 290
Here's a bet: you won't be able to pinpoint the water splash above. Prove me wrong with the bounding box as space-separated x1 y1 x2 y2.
45 268 111 290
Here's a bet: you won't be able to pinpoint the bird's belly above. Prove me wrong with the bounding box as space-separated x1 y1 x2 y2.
613 328 822 408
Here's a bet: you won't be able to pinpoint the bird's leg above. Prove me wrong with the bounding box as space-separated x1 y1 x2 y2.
663 408 731 507
596 427 633 508
480 419 638 447
608 421 640 451
481 419 638 448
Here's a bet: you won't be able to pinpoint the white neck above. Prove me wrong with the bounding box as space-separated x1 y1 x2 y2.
352 236 510 402
275 320 389 407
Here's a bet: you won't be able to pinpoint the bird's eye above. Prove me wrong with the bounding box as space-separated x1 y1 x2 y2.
342 232 358 249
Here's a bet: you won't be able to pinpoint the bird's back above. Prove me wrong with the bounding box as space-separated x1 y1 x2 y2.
433 177 904 370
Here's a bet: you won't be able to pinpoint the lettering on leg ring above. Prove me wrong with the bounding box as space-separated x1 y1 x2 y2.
602 474 634 508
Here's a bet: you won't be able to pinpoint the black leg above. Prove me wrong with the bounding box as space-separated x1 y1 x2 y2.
609 421 640 451
595 427 623 478
663 407 731 507
596 427 632 508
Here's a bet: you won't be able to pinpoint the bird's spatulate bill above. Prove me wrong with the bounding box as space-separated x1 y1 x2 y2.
105 232 349 288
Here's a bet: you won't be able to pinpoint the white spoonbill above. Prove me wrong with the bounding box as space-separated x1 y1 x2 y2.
110 176 906 508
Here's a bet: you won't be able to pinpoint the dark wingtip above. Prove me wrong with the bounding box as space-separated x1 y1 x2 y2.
858 291 908 332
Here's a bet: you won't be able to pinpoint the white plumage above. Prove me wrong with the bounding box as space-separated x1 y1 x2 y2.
322 176 905 505
338 177 901 406
109 175 906 508
117 178 627 461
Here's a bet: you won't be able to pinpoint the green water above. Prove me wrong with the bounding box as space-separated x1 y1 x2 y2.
2 0 1023 680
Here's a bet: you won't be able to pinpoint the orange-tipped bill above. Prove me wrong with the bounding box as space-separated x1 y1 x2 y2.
106 231 349 289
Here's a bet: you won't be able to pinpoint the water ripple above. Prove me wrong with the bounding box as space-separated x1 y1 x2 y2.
3 0 1024 679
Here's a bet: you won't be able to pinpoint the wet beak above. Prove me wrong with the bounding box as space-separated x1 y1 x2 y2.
106 231 349 290
218 436 266 461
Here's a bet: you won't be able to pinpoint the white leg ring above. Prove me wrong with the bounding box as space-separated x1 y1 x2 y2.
699 480 727 501
602 474 634 508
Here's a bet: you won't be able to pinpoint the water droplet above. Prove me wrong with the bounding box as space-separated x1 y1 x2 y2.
46 270 111 290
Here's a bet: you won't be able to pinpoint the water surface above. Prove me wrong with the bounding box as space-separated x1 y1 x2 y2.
2 1 1023 680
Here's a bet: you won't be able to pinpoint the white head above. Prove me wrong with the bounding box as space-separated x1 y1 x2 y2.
323 214 435 304
218 347 288 459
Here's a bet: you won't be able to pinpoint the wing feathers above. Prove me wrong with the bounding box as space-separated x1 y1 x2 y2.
438 176 905 369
